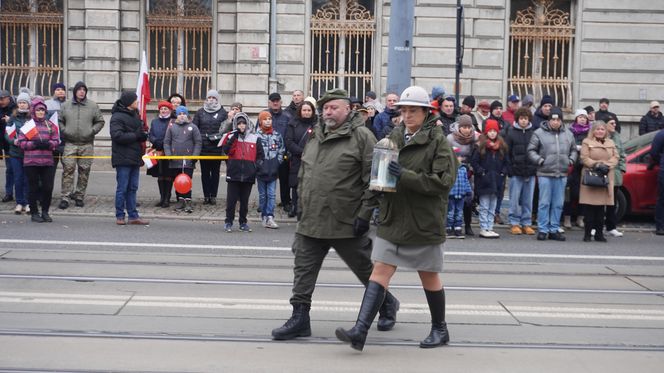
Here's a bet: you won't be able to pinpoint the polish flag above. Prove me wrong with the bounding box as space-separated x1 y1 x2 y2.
49 111 58 131
5 123 16 139
136 50 151 127
20 120 38 140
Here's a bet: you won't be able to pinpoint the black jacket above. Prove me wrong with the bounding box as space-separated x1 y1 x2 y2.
110 101 145 168
471 145 508 197
193 107 227 155
439 112 456 136
0 97 17 152
596 109 621 133
639 111 664 136
503 123 537 177
531 108 549 130
285 116 316 186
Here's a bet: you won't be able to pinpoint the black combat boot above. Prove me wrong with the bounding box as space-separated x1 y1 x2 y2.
31 213 45 223
335 281 386 351
162 180 172 208
377 291 400 331
594 225 607 242
420 288 450 348
464 223 474 236
583 224 592 242
271 303 311 340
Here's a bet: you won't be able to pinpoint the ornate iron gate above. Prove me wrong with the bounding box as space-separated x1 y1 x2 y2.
147 0 212 101
0 0 64 96
310 0 375 100
508 0 574 110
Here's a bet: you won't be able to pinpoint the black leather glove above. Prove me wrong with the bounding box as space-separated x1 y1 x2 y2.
594 163 609 175
136 131 148 142
353 217 370 237
388 161 402 179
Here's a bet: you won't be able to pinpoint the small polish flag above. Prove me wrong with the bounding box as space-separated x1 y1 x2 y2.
5 123 16 139
49 111 59 131
20 120 38 140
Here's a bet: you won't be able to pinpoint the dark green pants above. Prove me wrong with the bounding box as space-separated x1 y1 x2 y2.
290 233 373 305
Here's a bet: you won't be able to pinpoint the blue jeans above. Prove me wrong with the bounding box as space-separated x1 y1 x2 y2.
508 176 536 227
4 157 14 197
479 194 497 231
8 157 28 205
257 179 277 218
537 176 567 233
447 197 464 229
115 166 140 220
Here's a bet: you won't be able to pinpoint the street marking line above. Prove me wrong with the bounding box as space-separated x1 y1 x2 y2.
1 239 663 262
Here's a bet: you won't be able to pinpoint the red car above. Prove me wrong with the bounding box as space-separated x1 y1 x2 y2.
616 131 660 222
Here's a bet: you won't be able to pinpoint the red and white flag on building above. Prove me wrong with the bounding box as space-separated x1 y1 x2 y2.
5 123 16 139
136 50 151 126
20 120 38 140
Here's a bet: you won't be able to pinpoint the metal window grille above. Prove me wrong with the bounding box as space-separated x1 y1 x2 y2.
310 0 375 100
146 0 212 102
0 0 64 96
508 0 574 110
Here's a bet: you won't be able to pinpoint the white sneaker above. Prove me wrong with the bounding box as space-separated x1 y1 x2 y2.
591 229 596 236
262 216 269 228
24 205 30 213
558 227 565 233
489 230 500 238
266 216 279 229
607 229 623 237
14 204 23 214
480 229 498 238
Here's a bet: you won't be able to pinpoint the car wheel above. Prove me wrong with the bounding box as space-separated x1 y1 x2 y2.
615 188 628 223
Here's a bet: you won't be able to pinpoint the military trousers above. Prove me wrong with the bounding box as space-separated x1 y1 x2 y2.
290 233 374 305
61 143 94 202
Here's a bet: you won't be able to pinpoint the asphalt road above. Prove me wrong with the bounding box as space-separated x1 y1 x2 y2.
1 215 663 372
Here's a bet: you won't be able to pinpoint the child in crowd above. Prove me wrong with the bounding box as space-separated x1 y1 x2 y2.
164 106 202 213
447 114 479 236
148 101 174 208
471 119 508 238
447 147 473 239
255 111 284 229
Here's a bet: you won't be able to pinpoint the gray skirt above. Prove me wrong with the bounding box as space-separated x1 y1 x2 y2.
371 236 445 272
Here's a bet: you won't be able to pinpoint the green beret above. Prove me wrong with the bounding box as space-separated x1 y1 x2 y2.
317 88 350 108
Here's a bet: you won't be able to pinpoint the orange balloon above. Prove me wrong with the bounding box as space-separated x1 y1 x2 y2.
173 173 192 194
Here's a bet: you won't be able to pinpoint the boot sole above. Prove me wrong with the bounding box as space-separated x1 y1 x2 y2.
335 328 364 351
419 339 449 348
271 328 311 340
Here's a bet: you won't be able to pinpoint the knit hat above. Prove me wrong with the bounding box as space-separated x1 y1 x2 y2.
458 114 473 128
574 109 588 119
258 111 272 123
540 95 554 107
0 90 10 98
206 89 220 101
51 82 66 93
462 95 476 108
119 91 137 107
317 88 349 108
477 99 490 110
523 94 535 106
175 106 189 116
158 100 173 111
490 100 503 111
431 86 445 100
484 119 500 133
304 96 317 107
365 91 377 100
550 107 563 120
349 96 363 105
16 92 31 104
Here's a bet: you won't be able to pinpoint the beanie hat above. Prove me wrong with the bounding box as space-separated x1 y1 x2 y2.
574 109 588 119
550 107 563 119
51 82 66 93
206 89 220 101
365 91 377 100
484 119 500 134
477 99 490 110
158 100 173 111
16 92 31 104
540 95 554 107
490 100 503 111
175 106 189 116
523 94 535 106
462 95 476 108
120 91 138 107
258 111 272 123
431 86 445 100
458 114 473 128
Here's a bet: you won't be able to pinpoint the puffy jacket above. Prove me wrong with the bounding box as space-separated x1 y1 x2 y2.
164 119 202 170
221 112 264 183
297 111 378 239
256 129 284 182
148 116 171 151
110 101 145 168
471 144 508 197
59 82 105 145
193 106 227 155
376 114 457 245
527 121 578 177
503 122 537 177
639 111 664 136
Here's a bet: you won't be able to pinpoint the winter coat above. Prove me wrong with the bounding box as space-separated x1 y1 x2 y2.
221 112 264 183
4 112 30 158
446 132 478 164
285 116 316 186
59 83 105 145
297 111 379 239
639 110 664 136
148 116 171 151
503 123 537 177
596 109 621 133
256 129 285 182
262 108 291 142
579 137 618 206
471 144 508 197
610 131 626 187
17 119 59 167
484 114 508 131
109 101 145 168
373 107 399 139
376 114 457 245
449 164 472 199
502 108 516 126
285 101 298 118
193 106 227 155
531 108 549 130
650 129 664 172
45 98 65 155
164 119 202 170
439 112 456 136
527 121 578 177
0 97 17 152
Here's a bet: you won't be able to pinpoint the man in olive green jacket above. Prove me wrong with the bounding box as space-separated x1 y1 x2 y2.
272 89 400 340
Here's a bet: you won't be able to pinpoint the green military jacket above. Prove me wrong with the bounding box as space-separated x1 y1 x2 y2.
611 132 626 187
377 114 457 245
296 111 378 239
59 98 105 145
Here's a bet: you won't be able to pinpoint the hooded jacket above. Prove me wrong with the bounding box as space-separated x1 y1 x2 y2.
59 82 105 145
164 116 202 170
503 122 537 177
527 120 578 177
110 100 145 168
221 112 264 183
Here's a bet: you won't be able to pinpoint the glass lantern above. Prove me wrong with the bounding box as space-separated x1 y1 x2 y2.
369 138 399 192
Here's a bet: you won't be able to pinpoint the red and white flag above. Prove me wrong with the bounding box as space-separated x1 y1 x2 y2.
5 123 16 139
49 111 59 131
20 120 38 140
136 50 151 126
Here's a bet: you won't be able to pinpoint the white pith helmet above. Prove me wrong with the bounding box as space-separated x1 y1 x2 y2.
394 86 433 108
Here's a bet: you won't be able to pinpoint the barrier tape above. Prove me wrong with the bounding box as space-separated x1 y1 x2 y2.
0 155 230 160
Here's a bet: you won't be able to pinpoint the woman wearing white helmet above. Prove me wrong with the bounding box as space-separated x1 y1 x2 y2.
336 85 457 351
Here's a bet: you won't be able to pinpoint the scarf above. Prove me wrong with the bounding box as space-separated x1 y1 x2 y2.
453 128 475 145
486 138 501 152
260 123 273 134
569 121 590 137
203 99 221 113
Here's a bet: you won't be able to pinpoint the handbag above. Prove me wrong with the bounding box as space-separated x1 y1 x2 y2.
582 169 608 188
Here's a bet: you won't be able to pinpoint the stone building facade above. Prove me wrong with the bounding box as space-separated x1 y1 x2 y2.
1 0 662 137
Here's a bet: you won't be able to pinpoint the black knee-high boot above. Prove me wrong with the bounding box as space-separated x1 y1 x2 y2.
420 288 449 348
335 281 386 351
161 179 172 208
583 223 592 242
156 181 165 207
